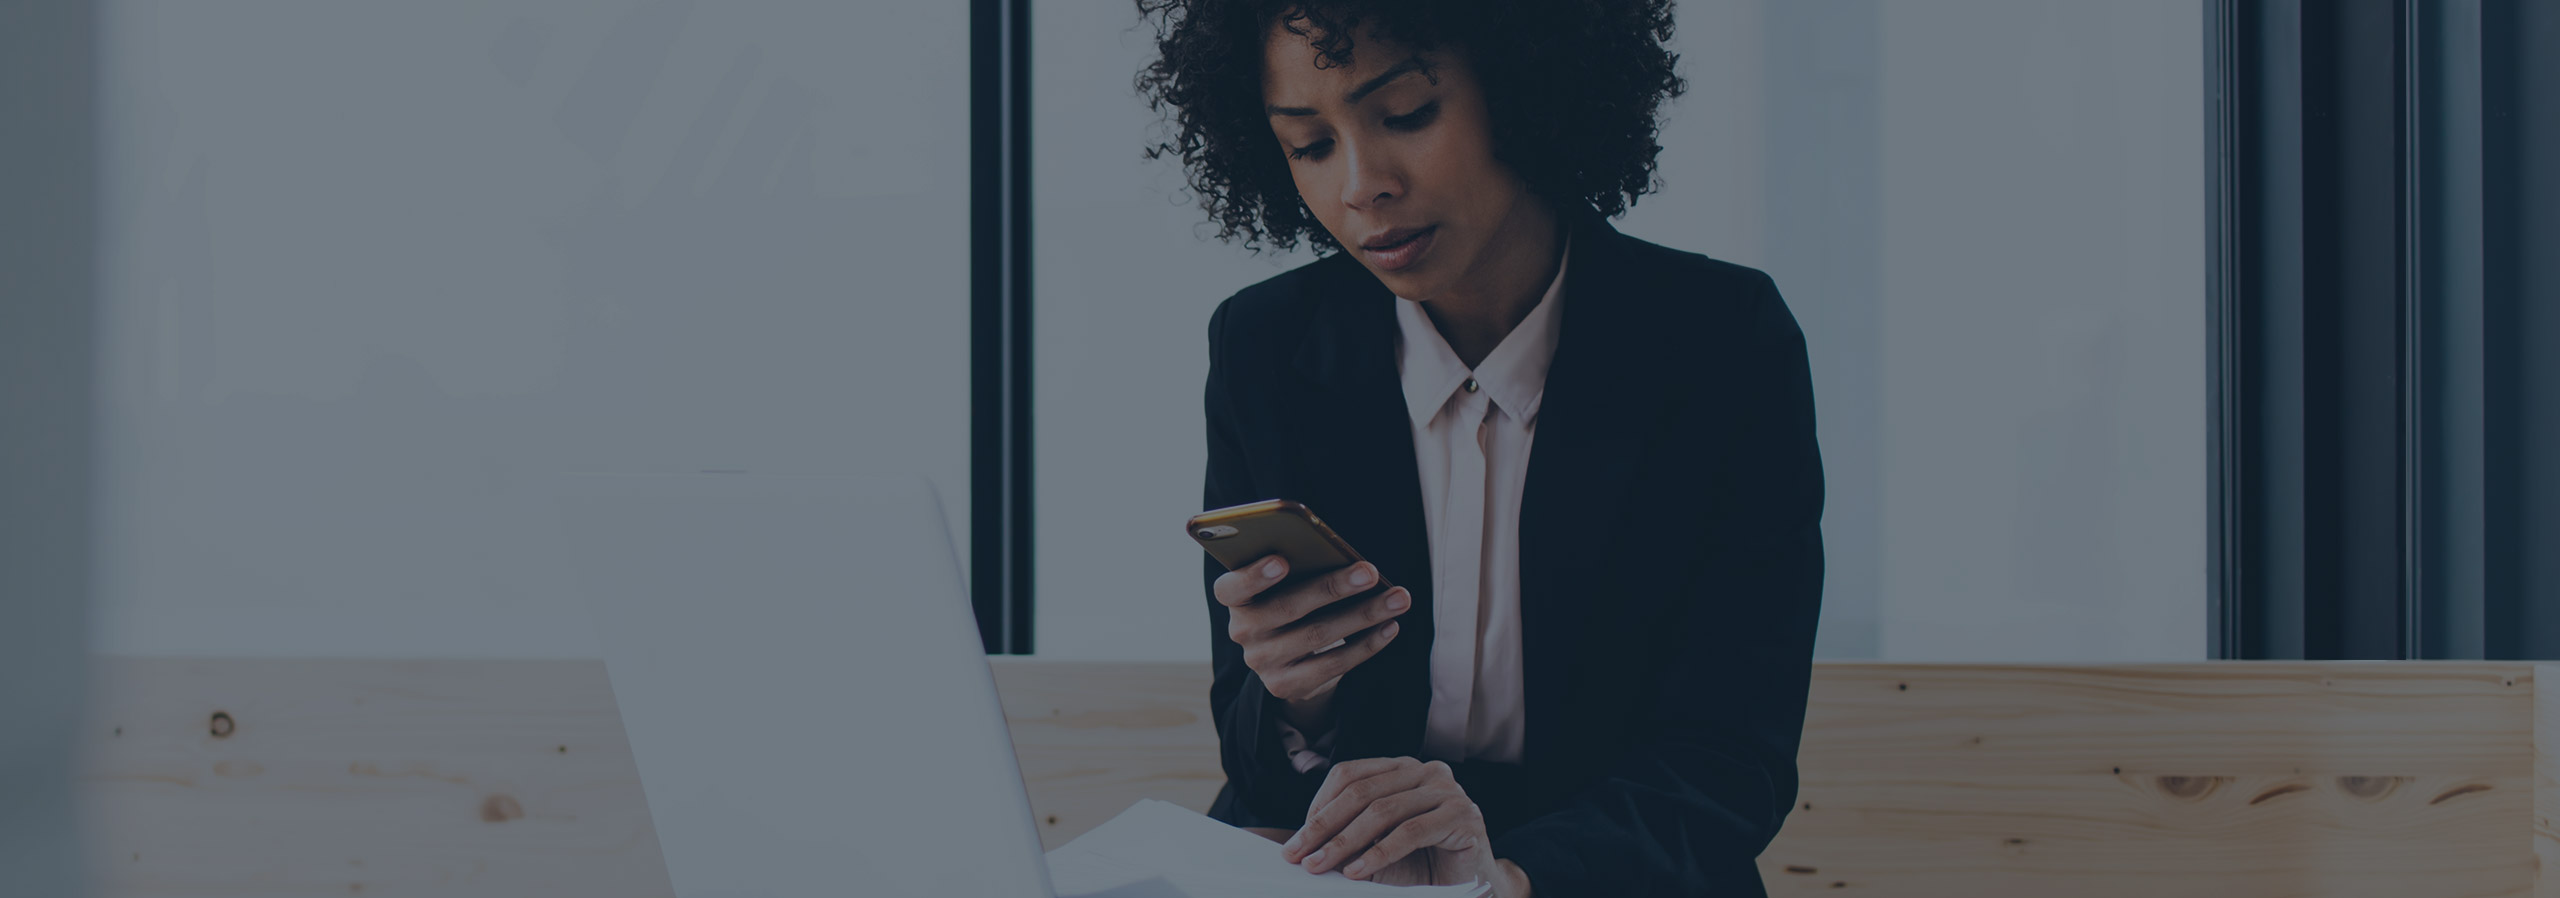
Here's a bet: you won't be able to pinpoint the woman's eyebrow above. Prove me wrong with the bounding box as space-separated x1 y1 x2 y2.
1265 56 1427 117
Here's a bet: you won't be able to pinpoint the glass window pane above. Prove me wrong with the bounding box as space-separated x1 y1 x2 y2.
94 1 972 656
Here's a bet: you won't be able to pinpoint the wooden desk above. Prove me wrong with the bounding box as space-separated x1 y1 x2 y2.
83 657 673 898
993 660 2560 898
79 658 2560 897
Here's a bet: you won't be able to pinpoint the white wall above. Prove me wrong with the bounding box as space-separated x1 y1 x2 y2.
92 0 973 658
1032 0 2204 661
1870 1 2204 660
1029 5 1321 660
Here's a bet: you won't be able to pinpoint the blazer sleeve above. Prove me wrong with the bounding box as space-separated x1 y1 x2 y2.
1201 299 1334 828
1490 272 1826 896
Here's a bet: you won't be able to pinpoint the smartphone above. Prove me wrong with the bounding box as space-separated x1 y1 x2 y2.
1186 499 1367 591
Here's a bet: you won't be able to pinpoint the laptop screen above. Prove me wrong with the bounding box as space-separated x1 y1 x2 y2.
563 473 1053 898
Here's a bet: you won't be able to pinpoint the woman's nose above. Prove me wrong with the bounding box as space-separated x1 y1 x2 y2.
1338 142 1404 210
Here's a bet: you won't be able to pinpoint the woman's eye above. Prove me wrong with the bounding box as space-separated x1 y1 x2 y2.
1385 101 1440 130
1288 139 1333 161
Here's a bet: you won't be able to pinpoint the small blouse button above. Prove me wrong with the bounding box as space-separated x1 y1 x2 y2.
1463 377 1479 393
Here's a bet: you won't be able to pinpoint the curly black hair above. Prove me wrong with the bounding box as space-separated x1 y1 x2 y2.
1134 0 1685 255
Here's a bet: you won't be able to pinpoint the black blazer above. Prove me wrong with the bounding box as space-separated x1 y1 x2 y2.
1198 204 1824 897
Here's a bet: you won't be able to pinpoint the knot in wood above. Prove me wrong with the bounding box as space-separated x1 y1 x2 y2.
2154 775 2225 800
2335 776 2402 801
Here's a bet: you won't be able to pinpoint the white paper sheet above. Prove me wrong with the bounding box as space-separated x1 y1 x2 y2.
1046 800 1493 898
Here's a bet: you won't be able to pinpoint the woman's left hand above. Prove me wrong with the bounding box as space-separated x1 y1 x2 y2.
1283 757 1528 896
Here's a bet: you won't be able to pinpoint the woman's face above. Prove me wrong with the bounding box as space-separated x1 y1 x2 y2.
1261 23 1543 302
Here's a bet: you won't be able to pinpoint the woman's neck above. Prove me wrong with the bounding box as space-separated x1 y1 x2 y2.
1418 200 1565 369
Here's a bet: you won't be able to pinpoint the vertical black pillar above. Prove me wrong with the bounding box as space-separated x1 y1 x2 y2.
2214 0 2414 659
2414 0 2490 660
2305 0 2410 660
2481 0 2560 659
972 0 1035 653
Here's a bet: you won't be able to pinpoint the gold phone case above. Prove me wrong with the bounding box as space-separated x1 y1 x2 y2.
1186 499 1365 588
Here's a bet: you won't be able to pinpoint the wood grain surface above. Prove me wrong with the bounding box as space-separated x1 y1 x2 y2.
992 660 2560 897
1777 663 2548 897
988 659 1227 850
81 657 672 898
80 658 2557 897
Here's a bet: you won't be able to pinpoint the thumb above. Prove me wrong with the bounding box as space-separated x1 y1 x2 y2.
1432 831 1492 886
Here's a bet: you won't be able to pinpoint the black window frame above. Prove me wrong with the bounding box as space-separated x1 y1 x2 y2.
972 0 1035 654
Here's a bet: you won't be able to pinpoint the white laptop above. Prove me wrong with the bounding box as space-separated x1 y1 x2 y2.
561 473 1473 898
560 473 1056 898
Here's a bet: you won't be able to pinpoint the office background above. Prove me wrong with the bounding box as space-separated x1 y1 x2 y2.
1031 0 2203 661
82 0 2202 665
13 2 2555 895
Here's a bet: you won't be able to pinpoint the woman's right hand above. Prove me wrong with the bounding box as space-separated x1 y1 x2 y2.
1214 555 1411 731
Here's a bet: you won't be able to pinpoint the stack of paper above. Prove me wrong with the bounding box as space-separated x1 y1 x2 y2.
1046 800 1494 898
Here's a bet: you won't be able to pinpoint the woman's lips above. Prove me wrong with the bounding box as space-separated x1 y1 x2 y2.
1362 225 1436 272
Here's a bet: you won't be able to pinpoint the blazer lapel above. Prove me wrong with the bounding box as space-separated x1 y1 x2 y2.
1517 210 1674 765
1289 257 1436 761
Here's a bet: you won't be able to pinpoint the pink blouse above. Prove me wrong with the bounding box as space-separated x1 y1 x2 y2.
1277 232 1570 771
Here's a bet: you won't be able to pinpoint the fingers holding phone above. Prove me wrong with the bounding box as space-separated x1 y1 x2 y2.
1193 499 1410 729
1216 556 1409 709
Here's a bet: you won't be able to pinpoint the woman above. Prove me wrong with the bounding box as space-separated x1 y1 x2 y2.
1138 2 1825 895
